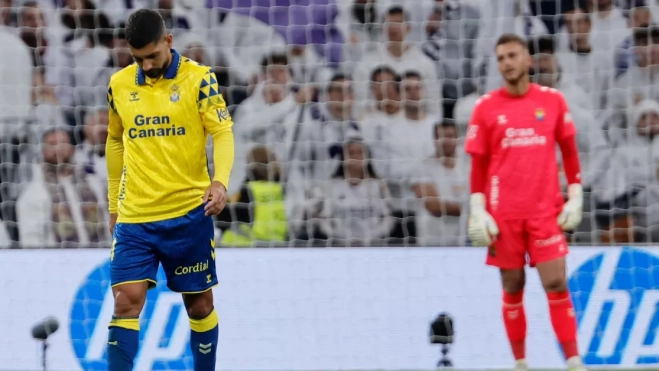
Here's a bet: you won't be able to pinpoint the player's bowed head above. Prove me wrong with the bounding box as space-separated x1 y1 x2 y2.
124 9 174 80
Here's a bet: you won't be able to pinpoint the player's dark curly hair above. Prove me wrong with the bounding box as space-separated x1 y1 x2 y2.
125 9 165 49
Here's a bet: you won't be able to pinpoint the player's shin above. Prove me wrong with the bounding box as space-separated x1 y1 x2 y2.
502 290 527 361
547 291 579 360
189 307 219 370
107 316 140 371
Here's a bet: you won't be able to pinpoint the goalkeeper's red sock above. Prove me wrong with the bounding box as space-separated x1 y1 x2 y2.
547 291 579 359
502 290 527 361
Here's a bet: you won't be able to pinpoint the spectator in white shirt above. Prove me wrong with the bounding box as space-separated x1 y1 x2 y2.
588 0 630 53
0 27 32 134
233 53 314 193
16 127 109 248
607 26 659 139
336 0 381 73
557 9 613 113
417 122 468 246
74 108 107 182
353 5 442 117
209 9 286 86
313 137 394 246
361 66 445 244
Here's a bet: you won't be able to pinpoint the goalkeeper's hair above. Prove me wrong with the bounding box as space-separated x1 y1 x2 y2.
125 9 166 49
495 33 528 50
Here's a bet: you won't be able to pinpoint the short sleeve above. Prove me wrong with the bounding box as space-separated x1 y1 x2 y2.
555 92 577 141
464 98 489 155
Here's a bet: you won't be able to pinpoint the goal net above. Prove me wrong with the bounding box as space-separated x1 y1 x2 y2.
1 0 659 370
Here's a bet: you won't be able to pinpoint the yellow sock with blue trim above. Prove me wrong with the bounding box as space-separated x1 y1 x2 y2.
189 308 219 371
107 316 139 371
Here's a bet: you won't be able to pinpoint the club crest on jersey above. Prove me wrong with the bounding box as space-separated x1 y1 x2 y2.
535 108 545 121
170 85 180 102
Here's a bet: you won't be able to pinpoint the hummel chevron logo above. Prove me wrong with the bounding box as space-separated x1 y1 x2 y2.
199 343 212 354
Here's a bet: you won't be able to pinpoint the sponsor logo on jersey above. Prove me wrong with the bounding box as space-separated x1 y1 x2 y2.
129 115 186 139
501 128 547 149
70 260 194 370
567 247 659 366
466 125 478 140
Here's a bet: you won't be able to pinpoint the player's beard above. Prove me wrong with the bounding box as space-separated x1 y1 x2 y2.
504 69 527 87
144 67 166 79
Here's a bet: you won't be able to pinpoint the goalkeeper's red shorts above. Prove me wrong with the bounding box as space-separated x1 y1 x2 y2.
486 215 568 269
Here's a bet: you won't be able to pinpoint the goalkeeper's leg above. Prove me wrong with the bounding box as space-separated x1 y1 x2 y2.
486 220 529 367
108 281 149 371
184 290 219 371
536 257 583 369
528 216 582 369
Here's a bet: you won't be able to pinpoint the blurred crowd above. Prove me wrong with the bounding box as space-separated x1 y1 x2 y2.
0 0 658 248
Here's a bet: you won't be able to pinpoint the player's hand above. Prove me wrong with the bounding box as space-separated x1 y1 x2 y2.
109 213 118 236
203 181 227 216
558 183 583 231
467 193 499 247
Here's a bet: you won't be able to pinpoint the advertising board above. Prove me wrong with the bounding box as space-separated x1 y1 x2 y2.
0 247 657 370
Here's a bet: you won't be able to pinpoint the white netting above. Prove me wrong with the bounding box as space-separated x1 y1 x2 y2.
0 0 656 248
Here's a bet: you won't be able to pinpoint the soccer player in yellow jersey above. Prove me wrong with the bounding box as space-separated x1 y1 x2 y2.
104 9 234 371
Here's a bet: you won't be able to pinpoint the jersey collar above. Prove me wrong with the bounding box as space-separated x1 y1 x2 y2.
136 49 182 85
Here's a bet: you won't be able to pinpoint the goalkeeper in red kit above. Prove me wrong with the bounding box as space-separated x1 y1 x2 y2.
465 34 586 371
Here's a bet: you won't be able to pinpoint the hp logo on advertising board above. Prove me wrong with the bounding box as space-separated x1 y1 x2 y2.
69 259 193 370
568 247 659 366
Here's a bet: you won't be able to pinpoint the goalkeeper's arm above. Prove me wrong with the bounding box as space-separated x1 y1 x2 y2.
557 135 583 231
468 154 499 246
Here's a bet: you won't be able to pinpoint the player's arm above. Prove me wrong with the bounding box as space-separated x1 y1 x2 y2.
464 99 499 246
555 94 583 231
105 84 124 230
198 70 235 215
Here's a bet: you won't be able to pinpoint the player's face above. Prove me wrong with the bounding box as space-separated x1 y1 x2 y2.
344 142 367 175
631 7 651 28
435 125 457 157
130 34 173 79
327 78 354 112
496 42 531 85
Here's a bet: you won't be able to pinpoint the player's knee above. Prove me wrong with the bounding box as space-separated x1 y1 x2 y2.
500 269 525 293
183 291 214 320
542 277 568 293
112 285 147 317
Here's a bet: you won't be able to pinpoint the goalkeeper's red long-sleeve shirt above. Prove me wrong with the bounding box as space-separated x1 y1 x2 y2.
464 83 582 220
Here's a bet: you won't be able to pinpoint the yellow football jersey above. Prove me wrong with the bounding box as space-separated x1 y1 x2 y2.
106 49 234 223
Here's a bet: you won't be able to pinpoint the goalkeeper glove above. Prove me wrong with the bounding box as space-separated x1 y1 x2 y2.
468 193 499 247
558 183 583 231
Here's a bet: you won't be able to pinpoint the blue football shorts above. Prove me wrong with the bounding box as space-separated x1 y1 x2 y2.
110 204 217 293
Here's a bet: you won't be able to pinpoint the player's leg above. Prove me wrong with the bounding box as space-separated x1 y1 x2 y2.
183 290 218 370
157 204 218 371
528 217 583 370
108 223 159 371
486 219 528 369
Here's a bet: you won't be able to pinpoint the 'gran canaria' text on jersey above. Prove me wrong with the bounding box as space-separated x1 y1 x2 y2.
128 114 186 139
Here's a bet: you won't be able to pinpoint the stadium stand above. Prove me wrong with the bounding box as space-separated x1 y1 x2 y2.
0 0 656 248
